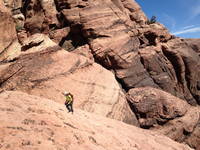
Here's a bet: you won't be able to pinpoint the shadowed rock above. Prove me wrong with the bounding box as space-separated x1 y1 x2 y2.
127 87 200 150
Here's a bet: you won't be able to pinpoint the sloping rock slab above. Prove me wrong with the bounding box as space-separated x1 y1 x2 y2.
0 46 137 125
0 91 193 150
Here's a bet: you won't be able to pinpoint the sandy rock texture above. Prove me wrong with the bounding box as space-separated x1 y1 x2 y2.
0 91 193 150
0 35 138 126
127 87 200 150
0 0 200 149
0 0 21 62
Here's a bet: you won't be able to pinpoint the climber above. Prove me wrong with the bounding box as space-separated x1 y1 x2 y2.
63 91 74 114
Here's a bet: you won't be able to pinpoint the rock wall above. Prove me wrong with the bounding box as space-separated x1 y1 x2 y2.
0 0 200 149
0 0 21 62
0 34 138 126
127 87 200 150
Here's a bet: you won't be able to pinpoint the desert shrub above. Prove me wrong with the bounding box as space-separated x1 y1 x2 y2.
147 16 157 24
15 24 23 31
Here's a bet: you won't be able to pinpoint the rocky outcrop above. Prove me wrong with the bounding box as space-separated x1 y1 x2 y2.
0 35 138 126
0 0 21 62
138 41 200 105
155 106 200 150
48 0 200 105
127 87 200 150
21 33 58 53
185 39 200 56
165 39 200 105
120 0 147 24
0 0 200 149
68 0 199 105
0 91 193 150
127 87 189 128
22 0 59 35
55 0 171 91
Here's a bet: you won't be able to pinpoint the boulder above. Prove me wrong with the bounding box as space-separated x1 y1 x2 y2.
127 87 200 149
154 107 200 150
127 87 189 128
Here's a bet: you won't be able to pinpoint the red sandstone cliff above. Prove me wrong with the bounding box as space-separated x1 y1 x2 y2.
0 0 200 149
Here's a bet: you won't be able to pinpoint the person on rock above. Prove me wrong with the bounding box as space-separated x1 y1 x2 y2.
63 91 74 114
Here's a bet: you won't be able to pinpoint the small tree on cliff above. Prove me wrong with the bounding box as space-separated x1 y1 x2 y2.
147 16 157 24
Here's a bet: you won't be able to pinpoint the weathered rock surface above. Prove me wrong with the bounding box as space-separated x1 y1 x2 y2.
0 40 138 125
165 39 200 105
51 0 200 106
3 0 22 13
0 0 200 149
138 42 200 105
0 40 21 62
185 39 200 56
0 0 21 62
0 91 193 150
127 87 200 150
21 33 58 54
58 0 171 90
120 0 147 24
49 27 70 45
22 0 59 34
154 106 200 150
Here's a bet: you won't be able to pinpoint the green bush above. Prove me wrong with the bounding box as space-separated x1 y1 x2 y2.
147 16 157 24
15 24 23 31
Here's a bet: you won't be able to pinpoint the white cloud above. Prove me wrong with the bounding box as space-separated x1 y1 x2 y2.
172 26 200 35
182 25 195 30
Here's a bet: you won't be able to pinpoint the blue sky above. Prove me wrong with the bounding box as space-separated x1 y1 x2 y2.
136 0 200 38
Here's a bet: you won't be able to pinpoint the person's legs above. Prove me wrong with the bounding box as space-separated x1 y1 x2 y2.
65 103 71 112
70 102 74 113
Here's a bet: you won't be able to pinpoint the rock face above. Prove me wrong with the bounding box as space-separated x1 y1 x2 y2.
43 0 199 105
0 0 200 149
22 0 59 35
0 36 138 126
0 0 21 62
127 87 189 128
155 106 200 150
0 91 193 150
127 87 200 150
165 39 200 105
185 39 200 55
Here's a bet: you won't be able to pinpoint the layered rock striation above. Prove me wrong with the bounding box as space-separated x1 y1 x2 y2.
0 0 200 149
